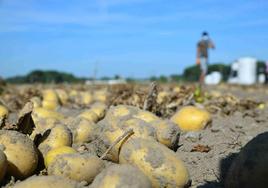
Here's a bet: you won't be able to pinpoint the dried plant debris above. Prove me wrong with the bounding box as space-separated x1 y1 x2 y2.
191 144 211 153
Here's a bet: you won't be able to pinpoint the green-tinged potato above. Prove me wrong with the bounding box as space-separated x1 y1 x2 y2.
91 164 152 188
0 105 8 118
13 175 83 188
134 110 159 123
119 138 190 188
0 130 38 179
171 106 211 131
225 132 268 188
79 110 99 123
48 153 105 183
44 146 76 168
152 120 180 150
0 149 7 182
38 124 72 156
68 117 97 144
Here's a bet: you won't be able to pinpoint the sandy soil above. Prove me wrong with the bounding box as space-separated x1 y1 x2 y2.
177 85 268 188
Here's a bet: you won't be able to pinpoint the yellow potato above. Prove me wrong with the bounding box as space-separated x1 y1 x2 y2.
0 105 8 118
42 89 59 110
42 89 58 102
0 149 7 182
79 110 99 123
42 100 58 111
90 102 107 119
171 106 211 131
29 97 42 108
13 175 81 188
152 120 180 150
134 110 159 123
91 164 152 188
157 91 169 104
55 89 69 105
44 146 76 168
38 124 72 156
0 130 38 179
105 105 134 119
101 128 129 162
119 118 156 140
119 138 190 188
48 153 105 183
32 107 64 121
68 117 97 143
94 90 107 103
80 91 93 105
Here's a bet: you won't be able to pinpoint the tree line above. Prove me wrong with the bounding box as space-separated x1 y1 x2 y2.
5 61 266 84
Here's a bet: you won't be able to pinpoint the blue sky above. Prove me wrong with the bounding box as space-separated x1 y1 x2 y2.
0 0 268 78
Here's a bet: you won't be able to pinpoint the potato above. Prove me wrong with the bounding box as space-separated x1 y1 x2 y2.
105 105 137 120
0 149 7 182
43 89 58 102
0 130 38 179
48 153 105 183
68 117 97 144
152 120 180 150
32 107 64 121
90 102 107 119
225 132 268 188
38 124 72 156
119 138 190 188
101 127 129 162
79 110 99 123
44 146 76 168
0 105 8 118
42 89 59 110
157 91 169 104
134 110 159 123
80 91 93 105
171 106 211 131
118 118 156 140
30 97 42 108
13 175 83 188
91 164 152 188
55 89 69 105
94 90 107 103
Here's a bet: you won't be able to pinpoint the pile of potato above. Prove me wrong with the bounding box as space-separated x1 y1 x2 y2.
0 86 220 188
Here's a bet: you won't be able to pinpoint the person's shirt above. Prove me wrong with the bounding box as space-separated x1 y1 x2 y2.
197 39 214 58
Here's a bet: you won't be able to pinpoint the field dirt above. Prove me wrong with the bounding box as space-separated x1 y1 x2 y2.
0 83 267 188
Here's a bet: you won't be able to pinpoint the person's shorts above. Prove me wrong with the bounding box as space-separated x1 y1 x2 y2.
200 57 208 74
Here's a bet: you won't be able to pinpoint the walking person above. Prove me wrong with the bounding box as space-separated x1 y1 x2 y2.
196 32 215 86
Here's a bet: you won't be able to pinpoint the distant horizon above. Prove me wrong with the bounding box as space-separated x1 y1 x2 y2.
1 0 268 78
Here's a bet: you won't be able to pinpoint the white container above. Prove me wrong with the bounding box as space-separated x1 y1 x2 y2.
237 57 257 85
205 71 222 85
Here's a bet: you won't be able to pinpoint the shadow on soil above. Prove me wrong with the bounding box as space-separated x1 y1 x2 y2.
197 132 268 188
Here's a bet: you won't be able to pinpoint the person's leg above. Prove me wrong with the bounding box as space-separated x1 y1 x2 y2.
199 57 207 87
